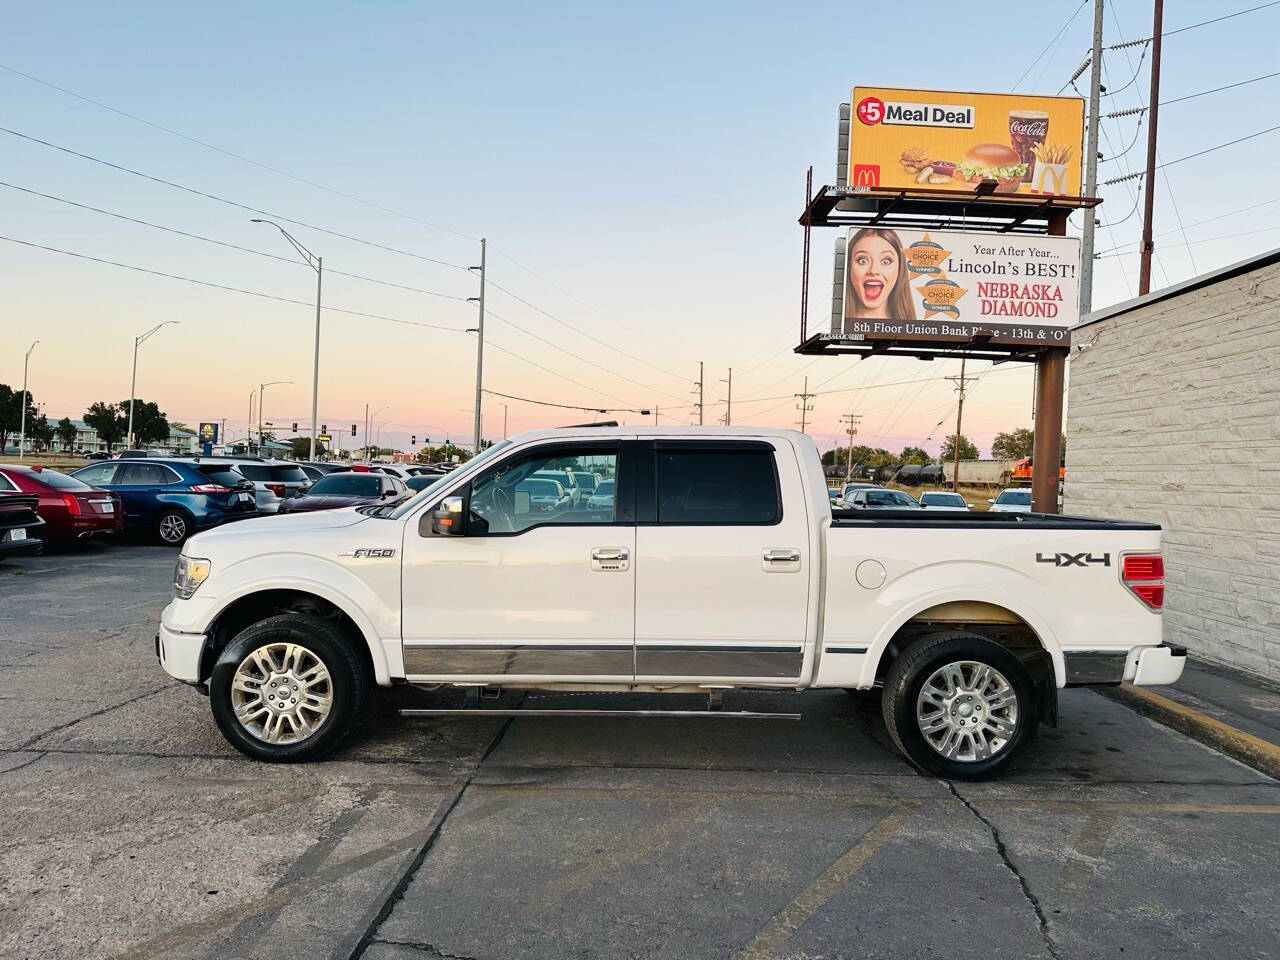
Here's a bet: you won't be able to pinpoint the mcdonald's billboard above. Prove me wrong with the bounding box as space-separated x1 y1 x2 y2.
844 86 1084 199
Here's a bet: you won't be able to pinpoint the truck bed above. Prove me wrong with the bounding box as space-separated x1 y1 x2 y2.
830 508 1160 530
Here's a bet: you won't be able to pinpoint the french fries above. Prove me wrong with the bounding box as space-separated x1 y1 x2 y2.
1031 142 1074 165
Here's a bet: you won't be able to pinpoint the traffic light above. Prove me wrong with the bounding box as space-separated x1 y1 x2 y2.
351 424 357 436
411 436 416 446
321 424 327 434
292 422 298 432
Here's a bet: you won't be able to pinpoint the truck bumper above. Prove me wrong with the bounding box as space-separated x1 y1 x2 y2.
1131 643 1187 686
157 623 207 684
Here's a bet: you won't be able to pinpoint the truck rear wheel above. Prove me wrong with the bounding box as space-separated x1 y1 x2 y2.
209 614 368 763
881 632 1038 780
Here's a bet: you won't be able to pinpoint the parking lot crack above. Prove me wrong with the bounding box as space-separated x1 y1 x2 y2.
371 938 478 960
16 683 171 751
946 781 1063 960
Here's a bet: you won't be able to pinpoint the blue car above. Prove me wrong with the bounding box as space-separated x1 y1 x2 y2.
70 458 258 545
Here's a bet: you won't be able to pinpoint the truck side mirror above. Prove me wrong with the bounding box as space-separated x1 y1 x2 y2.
423 495 464 536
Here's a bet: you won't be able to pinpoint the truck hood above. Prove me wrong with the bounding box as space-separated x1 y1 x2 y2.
189 508 371 549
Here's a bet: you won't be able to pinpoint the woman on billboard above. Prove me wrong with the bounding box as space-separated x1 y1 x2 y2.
845 228 915 324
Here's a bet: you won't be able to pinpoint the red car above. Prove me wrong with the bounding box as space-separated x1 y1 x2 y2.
0 465 124 543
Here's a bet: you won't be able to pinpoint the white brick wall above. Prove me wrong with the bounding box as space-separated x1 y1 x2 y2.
1065 261 1280 681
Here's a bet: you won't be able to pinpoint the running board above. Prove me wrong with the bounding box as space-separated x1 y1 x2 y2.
399 708 801 720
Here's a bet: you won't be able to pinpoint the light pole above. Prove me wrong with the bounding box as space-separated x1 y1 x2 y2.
258 380 293 456
252 219 323 461
128 322 179 449
18 340 37 460
467 238 487 456
247 391 256 453
367 405 387 461
500 402 508 440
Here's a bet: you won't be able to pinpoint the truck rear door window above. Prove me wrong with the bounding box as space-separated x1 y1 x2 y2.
656 449 780 525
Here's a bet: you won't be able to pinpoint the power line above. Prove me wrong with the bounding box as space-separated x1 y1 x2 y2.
1094 224 1280 259
0 178 474 302
1162 1 1280 39
0 126 470 271
1012 0 1089 89
1093 196 1280 256
481 389 650 415
1108 71 1280 114
480 338 647 407
0 233 467 333
1101 124 1280 186
0 60 478 244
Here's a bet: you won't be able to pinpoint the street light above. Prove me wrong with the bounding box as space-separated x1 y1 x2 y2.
366 405 387 461
252 219 323 462
17 340 37 460
258 380 293 456
129 322 179 449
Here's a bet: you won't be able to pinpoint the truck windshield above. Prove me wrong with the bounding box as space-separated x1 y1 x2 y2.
387 440 513 519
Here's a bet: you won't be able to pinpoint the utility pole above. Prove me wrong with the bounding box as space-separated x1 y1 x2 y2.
500 402 508 440
945 358 969 491
696 362 705 425
18 340 37 460
840 413 862 484
1138 0 1163 295
653 405 659 425
1079 0 1105 314
723 368 732 426
363 403 369 461
469 239 487 455
795 377 815 433
247 392 255 453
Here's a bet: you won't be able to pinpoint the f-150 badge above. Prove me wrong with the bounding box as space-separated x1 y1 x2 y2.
1036 552 1110 567
338 548 396 558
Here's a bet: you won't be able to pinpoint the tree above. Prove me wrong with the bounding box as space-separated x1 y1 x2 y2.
0 383 39 453
120 399 170 447
899 445 931 465
286 436 326 460
56 417 78 451
84 402 127 452
991 427 1034 460
30 415 54 452
940 434 979 461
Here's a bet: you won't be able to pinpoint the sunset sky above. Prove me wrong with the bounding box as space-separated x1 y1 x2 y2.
4 1 1278 457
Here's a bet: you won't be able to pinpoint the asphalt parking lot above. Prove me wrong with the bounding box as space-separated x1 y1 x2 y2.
2 542 1278 960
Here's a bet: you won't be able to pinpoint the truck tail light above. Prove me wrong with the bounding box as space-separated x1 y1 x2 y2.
190 483 230 494
266 483 287 497
1122 553 1164 609
62 493 81 516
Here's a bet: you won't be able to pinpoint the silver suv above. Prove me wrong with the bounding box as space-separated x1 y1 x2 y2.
174 458 310 514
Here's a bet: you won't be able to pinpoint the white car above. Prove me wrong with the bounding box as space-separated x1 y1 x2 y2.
989 488 1033 513
159 427 1182 778
840 488 922 510
919 491 971 512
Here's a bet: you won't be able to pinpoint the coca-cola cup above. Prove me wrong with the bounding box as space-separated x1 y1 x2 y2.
1009 110 1049 183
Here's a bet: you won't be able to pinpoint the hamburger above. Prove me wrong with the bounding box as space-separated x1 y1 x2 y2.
957 143 1027 192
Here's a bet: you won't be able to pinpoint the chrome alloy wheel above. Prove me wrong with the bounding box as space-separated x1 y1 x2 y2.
230 643 333 744
158 513 187 543
916 660 1019 762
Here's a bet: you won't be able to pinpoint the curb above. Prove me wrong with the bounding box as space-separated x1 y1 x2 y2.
1099 683 1280 780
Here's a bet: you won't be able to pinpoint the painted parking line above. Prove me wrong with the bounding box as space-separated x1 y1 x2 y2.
733 804 918 960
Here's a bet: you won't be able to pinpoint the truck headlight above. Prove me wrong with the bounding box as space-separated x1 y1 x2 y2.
174 555 211 599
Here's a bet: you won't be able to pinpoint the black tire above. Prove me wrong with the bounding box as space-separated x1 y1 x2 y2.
154 508 192 546
209 613 369 763
881 632 1039 781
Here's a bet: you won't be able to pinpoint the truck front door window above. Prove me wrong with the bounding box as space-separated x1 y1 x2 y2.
469 448 618 534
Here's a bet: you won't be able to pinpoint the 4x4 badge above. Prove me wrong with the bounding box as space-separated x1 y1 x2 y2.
1036 552 1110 567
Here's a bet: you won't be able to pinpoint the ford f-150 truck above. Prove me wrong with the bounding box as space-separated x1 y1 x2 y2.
157 428 1184 778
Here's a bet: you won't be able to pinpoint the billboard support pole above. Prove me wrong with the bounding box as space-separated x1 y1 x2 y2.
1079 0 1105 314
1032 210 1071 514
1138 0 1163 295
801 166 812 344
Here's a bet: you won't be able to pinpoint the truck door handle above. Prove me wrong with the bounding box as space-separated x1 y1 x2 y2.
762 549 801 564
591 547 630 572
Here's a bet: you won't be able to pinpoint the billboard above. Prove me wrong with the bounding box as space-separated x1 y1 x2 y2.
197 422 218 445
835 227 1080 348
846 86 1084 198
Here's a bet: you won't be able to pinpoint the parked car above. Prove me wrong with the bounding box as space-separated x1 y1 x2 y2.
277 472 407 514
176 459 310 514
571 471 602 497
516 477 571 515
841 488 923 510
585 477 615 512
989 488 1033 514
157 426 1182 776
84 450 113 460
118 449 177 459
530 469 581 506
0 465 123 542
406 474 450 494
919 491 971 512
70 458 256 545
0 492 44 559
369 464 420 481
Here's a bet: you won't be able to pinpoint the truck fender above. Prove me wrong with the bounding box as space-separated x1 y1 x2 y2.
857 578 1065 689
198 568 398 686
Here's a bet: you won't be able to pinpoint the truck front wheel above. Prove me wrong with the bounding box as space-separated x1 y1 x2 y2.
881 633 1039 780
209 614 369 763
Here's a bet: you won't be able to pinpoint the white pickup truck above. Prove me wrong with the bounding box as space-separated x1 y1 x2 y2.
158 427 1184 778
